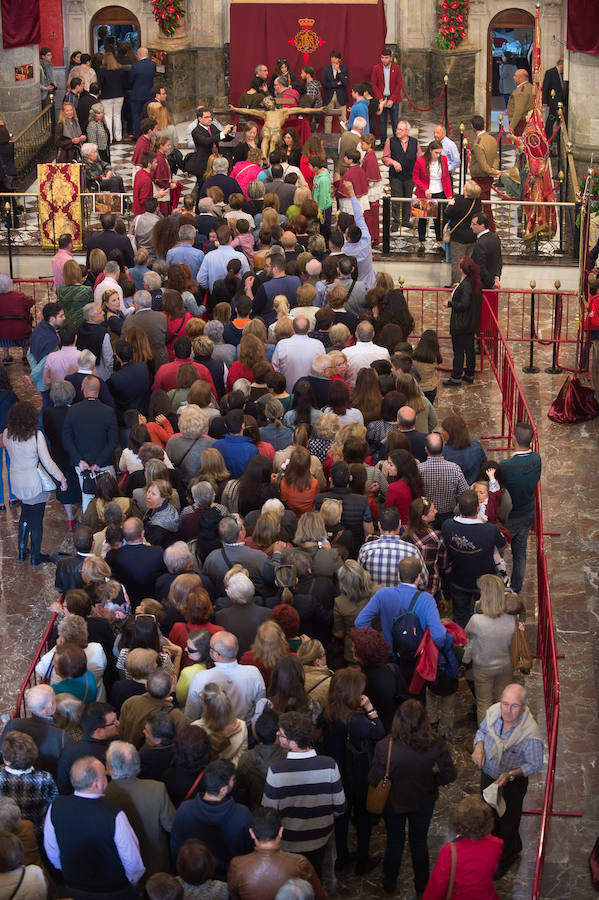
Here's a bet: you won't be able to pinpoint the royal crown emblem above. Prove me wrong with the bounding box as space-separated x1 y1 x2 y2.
288 17 325 64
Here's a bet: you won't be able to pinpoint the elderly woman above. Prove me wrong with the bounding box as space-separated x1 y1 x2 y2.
0 732 57 839
57 259 93 326
333 560 377 664
35 613 107 700
0 275 33 365
52 643 98 704
464 574 517 725
166 405 214 481
86 104 110 162
143 479 181 548
423 795 502 900
55 101 85 161
4 400 66 565
81 142 124 193
41 380 81 529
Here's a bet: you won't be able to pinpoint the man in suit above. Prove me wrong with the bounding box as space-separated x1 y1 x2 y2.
122 290 169 369
337 116 366 177
507 69 533 137
371 47 403 146
471 214 502 289
189 107 235 206
1 684 71 779
106 518 166 609
54 526 94 592
469 115 500 230
542 58 566 145
130 47 156 138
86 212 135 268
62 375 119 512
321 50 349 136
108 340 151 425
381 119 422 228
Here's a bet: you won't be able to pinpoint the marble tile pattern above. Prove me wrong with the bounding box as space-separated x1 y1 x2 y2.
0 250 596 899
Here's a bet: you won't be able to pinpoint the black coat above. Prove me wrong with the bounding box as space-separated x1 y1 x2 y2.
85 230 134 268
65 372 115 407
108 361 151 421
448 276 481 335
471 231 502 289
321 63 350 105
1 716 71 780
188 123 234 179
106 543 166 609
62 398 118 468
445 195 482 244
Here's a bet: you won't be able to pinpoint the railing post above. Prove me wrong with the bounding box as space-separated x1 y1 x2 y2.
3 201 14 279
523 279 540 373
498 113 503 170
458 122 465 194
556 171 564 256
382 194 391 255
545 280 563 374
443 74 449 130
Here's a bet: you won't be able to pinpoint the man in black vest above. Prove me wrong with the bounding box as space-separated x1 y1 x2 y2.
382 119 422 228
44 755 144 899
189 107 235 207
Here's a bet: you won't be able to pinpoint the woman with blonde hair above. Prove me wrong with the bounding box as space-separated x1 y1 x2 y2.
334 560 377 663
293 510 344 579
395 372 437 434
325 421 367 481
267 295 290 340
81 555 130 619
166 405 212 480
240 620 288 690
98 49 126 142
464 574 517 724
147 101 177 146
279 446 319 518
197 448 230 501
193 682 248 765
245 511 286 555
86 248 107 287
296 638 333 709
55 101 85 162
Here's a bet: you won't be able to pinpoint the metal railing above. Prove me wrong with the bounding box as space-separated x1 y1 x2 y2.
12 105 54 176
13 614 58 718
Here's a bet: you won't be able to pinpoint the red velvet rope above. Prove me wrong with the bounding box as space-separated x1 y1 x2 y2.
402 83 446 114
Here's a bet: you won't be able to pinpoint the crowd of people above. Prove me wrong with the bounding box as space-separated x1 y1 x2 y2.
0 41 552 900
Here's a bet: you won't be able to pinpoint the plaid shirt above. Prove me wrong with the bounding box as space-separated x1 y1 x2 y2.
401 528 447 595
358 534 428 587
0 767 57 838
305 79 323 106
418 456 469 514
474 708 544 780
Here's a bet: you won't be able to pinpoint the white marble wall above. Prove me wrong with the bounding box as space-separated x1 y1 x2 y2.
568 51 599 159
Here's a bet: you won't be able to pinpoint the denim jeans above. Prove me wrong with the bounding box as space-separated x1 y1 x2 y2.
507 514 534 593
383 803 434 893
379 102 399 143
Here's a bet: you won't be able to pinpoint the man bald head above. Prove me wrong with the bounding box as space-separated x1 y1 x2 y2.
433 124 446 142
514 69 529 85
397 405 416 429
210 631 239 661
25 683 56 717
137 47 149 60
70 756 107 793
292 316 310 335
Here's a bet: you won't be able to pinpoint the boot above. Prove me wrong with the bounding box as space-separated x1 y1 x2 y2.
17 520 30 562
30 526 50 566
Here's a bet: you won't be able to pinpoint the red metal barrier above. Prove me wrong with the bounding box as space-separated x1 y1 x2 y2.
479 297 568 900
13 278 56 325
13 613 58 719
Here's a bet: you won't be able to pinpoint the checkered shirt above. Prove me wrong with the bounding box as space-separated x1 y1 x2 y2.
418 456 469 514
0 767 57 838
357 534 428 587
305 79 323 106
401 528 447 595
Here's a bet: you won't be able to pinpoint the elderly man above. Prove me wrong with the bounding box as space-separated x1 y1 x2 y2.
1 684 70 779
342 320 390 387
104 741 175 876
382 119 422 229
184 631 266 723
338 115 365 176
473 684 543 879
44 756 145 898
203 513 283 592
76 303 114 381
165 224 205 280
132 198 160 256
214 570 270 654
418 432 469 526
119 669 185 749
434 123 460 174
199 156 243 201
271 316 326 392
507 69 533 137
62 374 118 510
122 290 169 368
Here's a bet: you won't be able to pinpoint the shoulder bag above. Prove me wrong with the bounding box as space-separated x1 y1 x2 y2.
443 198 476 242
446 841 457 899
366 735 392 814
510 621 533 673
36 431 58 491
178 768 205 808
7 866 25 900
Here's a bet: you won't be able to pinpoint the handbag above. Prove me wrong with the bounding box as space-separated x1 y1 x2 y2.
366 735 392 815
36 432 57 491
510 622 533 673
446 841 457 899
81 469 97 495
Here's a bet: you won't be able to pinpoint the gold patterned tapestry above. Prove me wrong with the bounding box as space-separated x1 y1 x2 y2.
38 163 83 250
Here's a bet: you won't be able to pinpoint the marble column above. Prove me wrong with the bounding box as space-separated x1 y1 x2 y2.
0 34 41 137
567 51 599 162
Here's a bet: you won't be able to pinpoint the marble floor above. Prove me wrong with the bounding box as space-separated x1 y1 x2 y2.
0 296 596 898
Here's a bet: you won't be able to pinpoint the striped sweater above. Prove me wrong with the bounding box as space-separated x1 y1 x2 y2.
262 750 346 852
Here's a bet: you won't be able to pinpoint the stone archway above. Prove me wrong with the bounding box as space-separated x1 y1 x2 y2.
89 5 142 54
486 8 534 129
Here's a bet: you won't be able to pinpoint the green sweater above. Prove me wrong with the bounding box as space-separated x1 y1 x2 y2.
500 451 541 519
312 169 332 212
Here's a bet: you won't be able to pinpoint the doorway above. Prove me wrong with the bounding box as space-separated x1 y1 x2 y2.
89 6 141 55
487 8 534 131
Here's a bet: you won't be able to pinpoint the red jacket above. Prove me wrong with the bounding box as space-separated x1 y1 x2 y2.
132 134 152 167
0 291 33 340
422 835 503 900
153 357 216 395
132 168 154 217
370 62 403 103
413 155 453 199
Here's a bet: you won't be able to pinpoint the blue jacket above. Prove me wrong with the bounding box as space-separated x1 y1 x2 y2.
130 58 156 100
211 434 258 477
355 582 447 649
170 796 253 880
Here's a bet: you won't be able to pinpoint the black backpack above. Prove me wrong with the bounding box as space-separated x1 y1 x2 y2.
391 590 423 662
168 146 185 176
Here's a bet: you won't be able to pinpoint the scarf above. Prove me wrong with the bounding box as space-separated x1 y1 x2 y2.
62 117 82 140
484 701 541 767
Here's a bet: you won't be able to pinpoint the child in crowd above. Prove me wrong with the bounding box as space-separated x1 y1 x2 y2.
310 155 333 229
472 466 512 589
335 149 370 214
231 219 254 264
360 133 383 245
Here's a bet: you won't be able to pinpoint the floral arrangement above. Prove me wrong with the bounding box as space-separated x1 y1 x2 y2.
435 0 470 51
152 0 184 36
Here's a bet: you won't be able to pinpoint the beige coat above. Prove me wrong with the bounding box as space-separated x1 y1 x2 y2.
469 131 498 178
507 81 533 133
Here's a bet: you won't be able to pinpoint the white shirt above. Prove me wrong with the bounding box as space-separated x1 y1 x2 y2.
383 64 391 96
429 159 443 194
184 659 265 723
94 276 124 311
343 340 390 387
271 333 326 392
441 135 461 172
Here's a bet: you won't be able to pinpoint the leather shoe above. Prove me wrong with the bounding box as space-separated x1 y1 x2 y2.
462 375 474 384
355 855 381 876
31 553 51 567
442 377 462 386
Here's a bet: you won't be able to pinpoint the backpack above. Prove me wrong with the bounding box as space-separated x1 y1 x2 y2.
167 146 185 176
391 590 423 662
195 506 223 563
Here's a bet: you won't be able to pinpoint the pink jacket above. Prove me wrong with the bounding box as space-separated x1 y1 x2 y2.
230 161 262 198
413 155 452 199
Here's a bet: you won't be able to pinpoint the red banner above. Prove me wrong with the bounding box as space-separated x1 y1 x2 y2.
229 1 387 106
567 0 599 56
1 0 41 48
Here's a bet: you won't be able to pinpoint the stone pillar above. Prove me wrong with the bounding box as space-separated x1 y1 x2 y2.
431 47 479 139
0 38 41 137
567 51 599 161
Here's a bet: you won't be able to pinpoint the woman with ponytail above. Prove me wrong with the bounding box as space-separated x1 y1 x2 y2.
443 256 482 387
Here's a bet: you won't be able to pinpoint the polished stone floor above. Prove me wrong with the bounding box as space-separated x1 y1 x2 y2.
0 304 597 898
